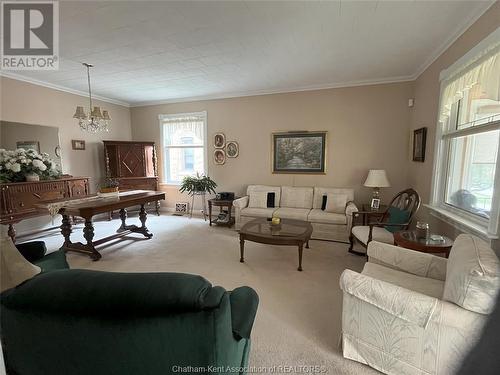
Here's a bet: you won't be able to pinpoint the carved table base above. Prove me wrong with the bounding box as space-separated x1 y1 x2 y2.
60 204 153 261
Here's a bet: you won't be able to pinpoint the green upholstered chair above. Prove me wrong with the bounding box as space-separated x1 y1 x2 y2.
15 241 69 271
1 267 259 375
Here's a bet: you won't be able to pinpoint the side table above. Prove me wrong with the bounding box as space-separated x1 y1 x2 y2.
353 204 388 225
208 198 238 227
394 230 453 258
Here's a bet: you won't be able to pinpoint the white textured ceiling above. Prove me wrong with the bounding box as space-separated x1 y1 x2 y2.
2 0 495 106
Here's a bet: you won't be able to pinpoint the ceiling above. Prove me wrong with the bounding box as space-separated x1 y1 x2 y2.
2 1 495 106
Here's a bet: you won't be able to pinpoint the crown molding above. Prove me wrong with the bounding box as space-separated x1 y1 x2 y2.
0 71 130 107
130 75 414 107
1 1 494 109
411 0 496 80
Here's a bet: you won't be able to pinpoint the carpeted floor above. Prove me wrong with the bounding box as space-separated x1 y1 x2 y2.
28 214 378 374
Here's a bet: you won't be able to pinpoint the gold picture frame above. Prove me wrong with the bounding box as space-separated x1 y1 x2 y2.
214 149 226 165
271 131 327 174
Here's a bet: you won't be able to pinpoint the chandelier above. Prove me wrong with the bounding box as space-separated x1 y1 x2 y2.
73 63 110 132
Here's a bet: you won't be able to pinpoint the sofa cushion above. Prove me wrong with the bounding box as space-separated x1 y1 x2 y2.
351 226 394 245
248 191 268 208
247 185 281 207
308 209 346 225
363 262 445 298
325 193 348 214
240 207 277 218
443 234 499 314
313 187 354 209
274 207 310 221
281 186 313 209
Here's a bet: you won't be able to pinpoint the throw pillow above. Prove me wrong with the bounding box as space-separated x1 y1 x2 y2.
0 229 41 293
321 195 328 211
267 192 276 208
248 192 268 208
384 206 410 233
325 194 348 214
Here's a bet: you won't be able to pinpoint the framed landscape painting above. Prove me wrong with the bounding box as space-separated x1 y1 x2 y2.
272 131 327 174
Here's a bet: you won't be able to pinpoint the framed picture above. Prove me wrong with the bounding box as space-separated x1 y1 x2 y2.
413 127 427 162
214 149 226 165
16 141 40 153
214 133 226 148
272 131 327 174
71 140 86 150
370 198 380 210
226 141 239 158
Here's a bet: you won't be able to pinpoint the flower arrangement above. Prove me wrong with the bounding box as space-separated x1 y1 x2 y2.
0 148 61 183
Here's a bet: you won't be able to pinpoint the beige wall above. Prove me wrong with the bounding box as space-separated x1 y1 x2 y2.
408 2 500 240
131 82 414 209
0 76 132 234
0 77 132 190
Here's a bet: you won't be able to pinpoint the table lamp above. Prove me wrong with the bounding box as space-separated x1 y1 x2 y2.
364 169 391 200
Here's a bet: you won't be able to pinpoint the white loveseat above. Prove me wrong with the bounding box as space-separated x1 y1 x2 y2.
233 185 358 242
340 234 500 375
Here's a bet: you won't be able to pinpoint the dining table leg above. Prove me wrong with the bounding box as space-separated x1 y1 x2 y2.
83 219 101 261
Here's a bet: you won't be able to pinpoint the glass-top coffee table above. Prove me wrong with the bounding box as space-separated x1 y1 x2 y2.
239 217 313 271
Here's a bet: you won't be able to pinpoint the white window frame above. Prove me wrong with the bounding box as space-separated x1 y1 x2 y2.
159 111 208 186
430 30 500 239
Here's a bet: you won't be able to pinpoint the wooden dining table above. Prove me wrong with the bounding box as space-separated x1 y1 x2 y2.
38 190 165 260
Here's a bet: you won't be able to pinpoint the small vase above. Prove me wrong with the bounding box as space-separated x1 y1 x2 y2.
25 173 40 182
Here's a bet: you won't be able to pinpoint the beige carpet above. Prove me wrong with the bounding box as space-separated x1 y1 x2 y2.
28 214 378 374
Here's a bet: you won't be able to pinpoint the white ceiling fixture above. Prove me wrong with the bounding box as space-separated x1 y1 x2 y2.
73 63 111 132
1 1 496 106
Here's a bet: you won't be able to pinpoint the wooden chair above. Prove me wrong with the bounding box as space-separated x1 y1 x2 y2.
348 188 421 256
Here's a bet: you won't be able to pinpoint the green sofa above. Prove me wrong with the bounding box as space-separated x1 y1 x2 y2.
1 244 259 375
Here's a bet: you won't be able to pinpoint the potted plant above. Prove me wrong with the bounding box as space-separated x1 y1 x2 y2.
98 178 120 193
179 173 217 196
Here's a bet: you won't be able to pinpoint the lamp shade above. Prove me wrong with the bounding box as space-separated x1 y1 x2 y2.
90 106 103 119
364 169 391 188
102 110 111 120
73 106 86 119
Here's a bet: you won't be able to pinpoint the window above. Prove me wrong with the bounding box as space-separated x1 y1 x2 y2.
432 32 500 237
160 112 207 184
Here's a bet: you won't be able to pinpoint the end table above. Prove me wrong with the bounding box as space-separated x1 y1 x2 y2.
208 198 238 227
394 230 453 258
353 204 388 225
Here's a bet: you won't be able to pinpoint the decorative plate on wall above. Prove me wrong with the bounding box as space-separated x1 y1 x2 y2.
226 141 239 158
214 133 225 148
214 149 226 165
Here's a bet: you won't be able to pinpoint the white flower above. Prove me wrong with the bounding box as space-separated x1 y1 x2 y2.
5 162 12 170
32 159 45 169
10 163 21 172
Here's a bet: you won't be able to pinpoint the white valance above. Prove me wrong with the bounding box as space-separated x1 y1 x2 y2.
439 27 500 123
439 49 500 123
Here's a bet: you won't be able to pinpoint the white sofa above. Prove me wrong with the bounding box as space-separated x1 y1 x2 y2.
233 185 358 242
340 234 500 375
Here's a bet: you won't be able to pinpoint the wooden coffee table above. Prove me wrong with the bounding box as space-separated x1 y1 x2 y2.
239 217 313 271
394 230 453 258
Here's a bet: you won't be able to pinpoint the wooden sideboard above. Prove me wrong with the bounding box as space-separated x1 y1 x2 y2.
103 140 160 215
0 177 89 242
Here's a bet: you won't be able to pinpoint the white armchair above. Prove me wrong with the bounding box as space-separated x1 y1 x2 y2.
340 235 499 375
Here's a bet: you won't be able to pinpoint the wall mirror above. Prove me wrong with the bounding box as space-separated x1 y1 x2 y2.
0 121 62 168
